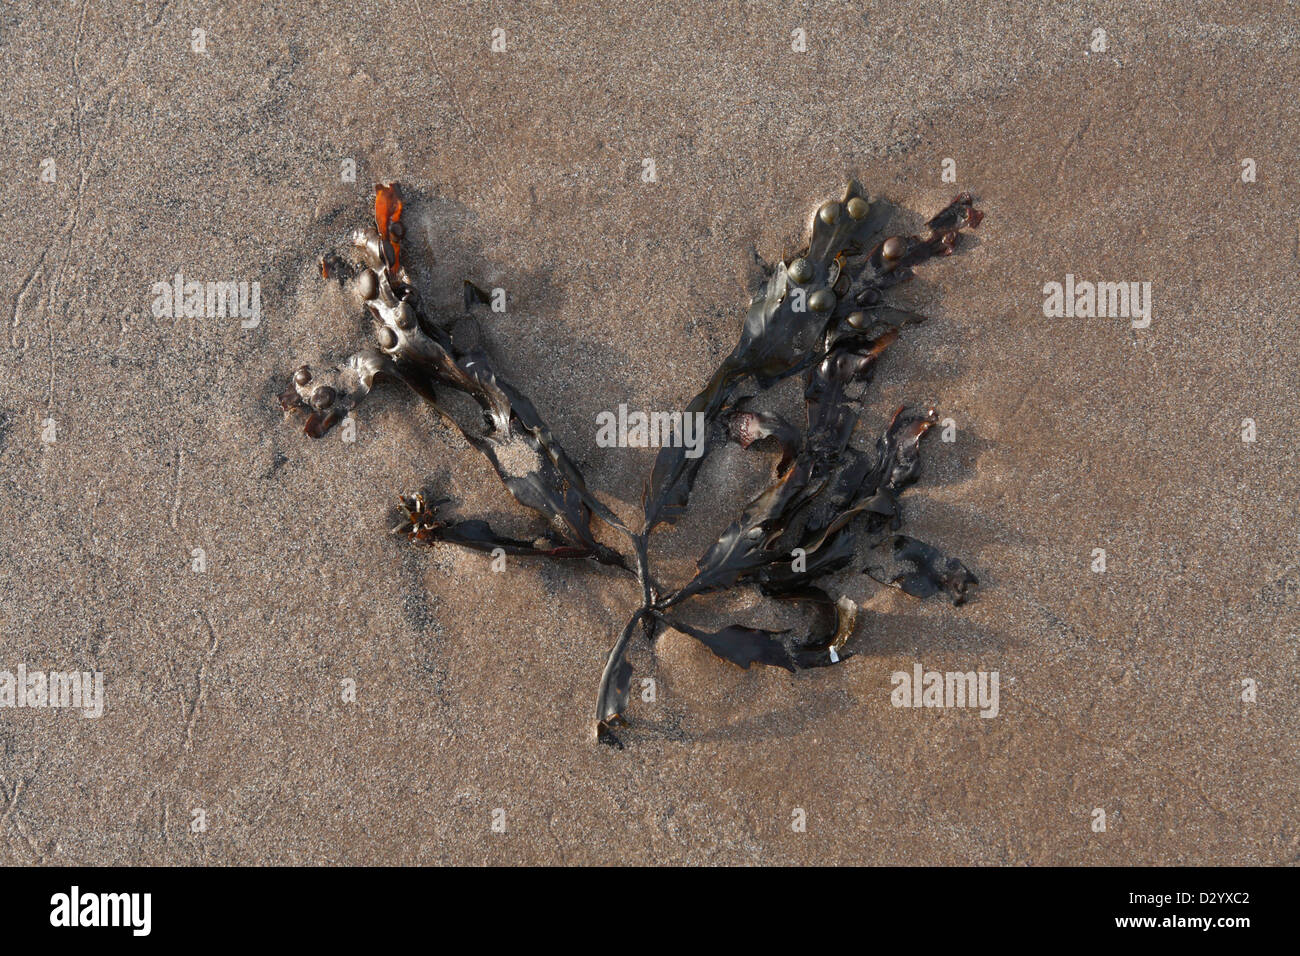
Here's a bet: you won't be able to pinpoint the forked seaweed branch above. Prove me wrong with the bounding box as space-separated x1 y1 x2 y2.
280 182 982 747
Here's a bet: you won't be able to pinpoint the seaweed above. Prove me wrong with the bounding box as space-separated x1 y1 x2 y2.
869 535 980 606
280 181 982 746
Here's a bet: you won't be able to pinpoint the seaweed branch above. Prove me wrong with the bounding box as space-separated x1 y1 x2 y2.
280 181 983 746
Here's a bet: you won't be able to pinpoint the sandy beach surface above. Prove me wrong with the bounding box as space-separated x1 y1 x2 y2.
0 1 1296 864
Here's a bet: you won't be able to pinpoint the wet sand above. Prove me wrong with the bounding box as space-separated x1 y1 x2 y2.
0 1 1296 864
